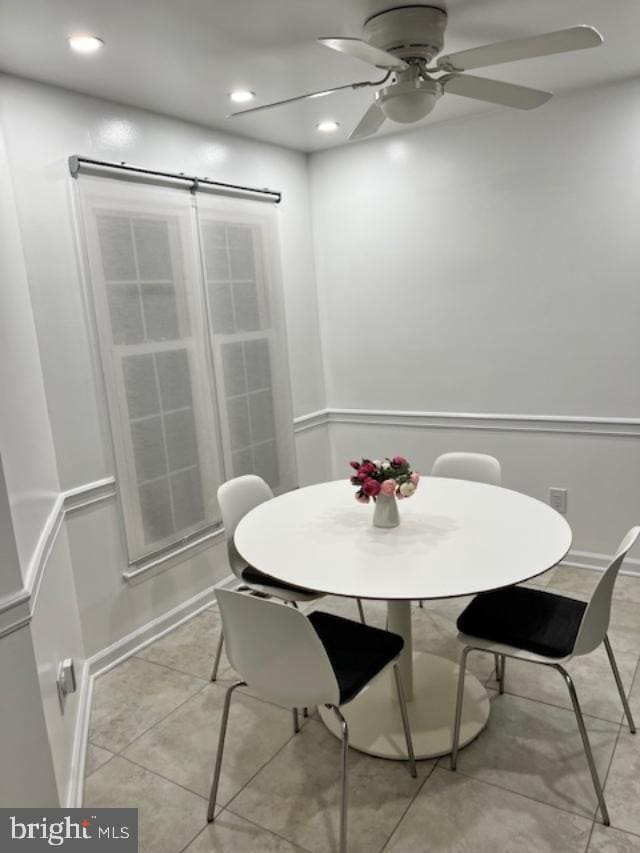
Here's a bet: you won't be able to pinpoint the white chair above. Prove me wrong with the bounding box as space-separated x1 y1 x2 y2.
450 526 640 826
210 475 366 681
419 452 502 611
207 588 417 853
431 451 502 486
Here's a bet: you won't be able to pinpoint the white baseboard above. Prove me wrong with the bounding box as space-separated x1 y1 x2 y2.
563 549 640 575
65 659 92 807
66 574 235 806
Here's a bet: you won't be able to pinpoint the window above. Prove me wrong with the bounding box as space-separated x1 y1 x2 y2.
198 197 295 492
77 177 294 565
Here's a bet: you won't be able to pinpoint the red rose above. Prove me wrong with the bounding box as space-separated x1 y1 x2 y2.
392 456 408 467
359 462 376 478
349 460 360 470
362 477 381 497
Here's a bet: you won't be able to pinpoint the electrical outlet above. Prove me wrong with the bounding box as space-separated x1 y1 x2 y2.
549 488 567 514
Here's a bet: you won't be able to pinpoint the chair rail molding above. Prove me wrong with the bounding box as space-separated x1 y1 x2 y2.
0 476 117 636
294 407 640 438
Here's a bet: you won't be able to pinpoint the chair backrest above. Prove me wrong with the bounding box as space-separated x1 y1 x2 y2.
431 452 502 486
217 475 273 579
216 587 340 707
572 527 640 657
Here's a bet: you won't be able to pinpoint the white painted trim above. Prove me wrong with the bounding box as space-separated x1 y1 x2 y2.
23 493 65 606
65 659 92 807
294 407 640 438
0 474 224 627
63 476 117 514
293 409 329 433
25 478 117 611
66 573 236 806
86 578 226 679
124 525 225 582
563 548 640 575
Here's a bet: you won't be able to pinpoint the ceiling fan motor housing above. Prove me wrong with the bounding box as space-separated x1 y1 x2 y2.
364 5 448 62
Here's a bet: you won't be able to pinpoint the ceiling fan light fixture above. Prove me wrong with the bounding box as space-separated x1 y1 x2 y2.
378 78 442 124
316 120 340 132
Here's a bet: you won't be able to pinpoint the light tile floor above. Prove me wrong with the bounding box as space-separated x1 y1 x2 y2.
84 566 640 852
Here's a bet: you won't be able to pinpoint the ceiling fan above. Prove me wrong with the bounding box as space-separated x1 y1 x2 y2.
229 5 603 140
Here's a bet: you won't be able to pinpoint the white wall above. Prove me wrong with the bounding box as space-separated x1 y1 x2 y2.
310 79 640 561
0 73 328 659
0 458 59 808
0 126 60 583
1 121 86 805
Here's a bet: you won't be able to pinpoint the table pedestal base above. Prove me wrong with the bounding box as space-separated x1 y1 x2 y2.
318 651 489 760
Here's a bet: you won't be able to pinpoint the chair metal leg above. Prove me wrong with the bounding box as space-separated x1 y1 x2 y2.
392 663 417 778
604 635 636 734
450 646 471 770
555 665 610 826
207 680 246 822
494 653 506 694
293 707 300 734
210 630 225 682
357 598 366 625
328 705 349 853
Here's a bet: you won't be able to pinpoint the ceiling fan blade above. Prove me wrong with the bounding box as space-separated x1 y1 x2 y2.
228 83 357 117
443 74 552 110
319 37 408 71
350 103 385 140
437 25 603 72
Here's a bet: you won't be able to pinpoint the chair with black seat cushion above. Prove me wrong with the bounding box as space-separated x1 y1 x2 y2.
210 475 366 682
450 526 640 827
207 588 417 853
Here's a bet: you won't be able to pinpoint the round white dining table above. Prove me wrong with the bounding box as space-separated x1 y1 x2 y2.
234 477 572 759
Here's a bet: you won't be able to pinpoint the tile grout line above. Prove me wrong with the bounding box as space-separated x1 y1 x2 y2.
98 678 211 757
116 752 210 804
217 805 315 853
593 653 640 834
441 762 604 826
378 762 438 853
222 718 316 817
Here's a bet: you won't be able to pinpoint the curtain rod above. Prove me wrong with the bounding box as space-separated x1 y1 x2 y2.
68 155 282 204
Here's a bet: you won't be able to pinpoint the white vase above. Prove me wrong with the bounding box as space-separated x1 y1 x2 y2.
373 492 400 528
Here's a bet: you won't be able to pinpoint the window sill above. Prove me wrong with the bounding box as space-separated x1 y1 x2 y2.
123 524 226 585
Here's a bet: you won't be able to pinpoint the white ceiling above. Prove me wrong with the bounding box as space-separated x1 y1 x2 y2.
1 0 639 152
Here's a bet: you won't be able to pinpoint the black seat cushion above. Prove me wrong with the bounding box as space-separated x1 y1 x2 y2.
457 586 587 659
308 611 404 704
241 565 315 595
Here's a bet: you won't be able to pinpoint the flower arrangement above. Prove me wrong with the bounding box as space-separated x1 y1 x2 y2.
349 456 420 503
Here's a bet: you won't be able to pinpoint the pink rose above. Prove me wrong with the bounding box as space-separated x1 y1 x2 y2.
392 456 408 467
380 478 397 496
410 472 420 486
362 477 381 497
355 492 370 504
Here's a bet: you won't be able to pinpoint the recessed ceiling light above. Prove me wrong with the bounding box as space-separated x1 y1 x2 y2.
229 90 255 104
316 120 340 133
68 34 104 53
